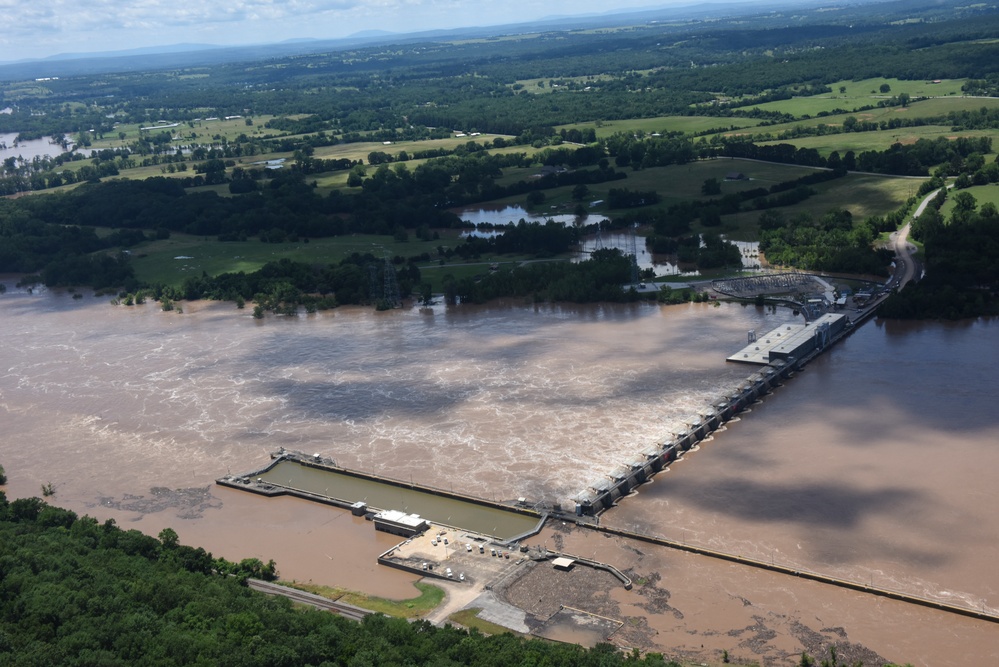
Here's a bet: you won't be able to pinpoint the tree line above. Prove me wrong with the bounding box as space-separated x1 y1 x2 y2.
881 189 999 319
0 487 692 667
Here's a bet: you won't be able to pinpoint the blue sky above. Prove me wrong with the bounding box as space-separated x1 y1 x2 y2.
0 0 724 62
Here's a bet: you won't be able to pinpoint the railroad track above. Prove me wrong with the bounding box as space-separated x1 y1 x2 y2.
248 579 371 622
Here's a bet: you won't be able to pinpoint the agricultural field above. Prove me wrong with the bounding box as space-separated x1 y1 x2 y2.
939 183 999 218
560 116 763 139
130 230 535 292
310 135 516 163
129 231 471 287
757 127 999 157
444 159 916 233
740 78 968 117
703 97 999 142
511 75 614 94
728 174 915 239
694 95 999 158
720 172 918 238
86 115 279 151
620 159 816 198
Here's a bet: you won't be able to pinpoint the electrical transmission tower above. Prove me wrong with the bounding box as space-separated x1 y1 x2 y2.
382 256 401 308
627 222 640 285
368 264 380 304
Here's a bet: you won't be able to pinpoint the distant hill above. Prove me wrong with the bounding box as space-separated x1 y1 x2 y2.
31 43 224 62
0 0 834 80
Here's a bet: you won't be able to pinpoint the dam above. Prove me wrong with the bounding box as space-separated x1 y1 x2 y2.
571 312 856 517
220 309 861 522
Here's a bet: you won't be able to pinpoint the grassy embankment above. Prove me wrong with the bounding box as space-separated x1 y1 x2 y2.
284 580 445 619
448 608 524 636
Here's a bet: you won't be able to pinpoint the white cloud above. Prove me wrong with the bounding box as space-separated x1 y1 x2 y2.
2 0 369 34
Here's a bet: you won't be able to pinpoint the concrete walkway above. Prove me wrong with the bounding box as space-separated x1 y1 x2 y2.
423 579 531 633
424 579 489 626
467 590 530 633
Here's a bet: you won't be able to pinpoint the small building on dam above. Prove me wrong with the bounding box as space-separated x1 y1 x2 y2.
727 313 848 366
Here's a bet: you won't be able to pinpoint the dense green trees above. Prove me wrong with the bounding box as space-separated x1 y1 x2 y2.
0 490 680 667
171 254 421 314
759 209 893 275
443 249 638 305
881 192 999 319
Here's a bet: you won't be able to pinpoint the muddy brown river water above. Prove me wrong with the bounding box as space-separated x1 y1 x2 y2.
1 280 996 663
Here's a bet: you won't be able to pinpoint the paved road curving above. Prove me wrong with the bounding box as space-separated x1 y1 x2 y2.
887 186 945 289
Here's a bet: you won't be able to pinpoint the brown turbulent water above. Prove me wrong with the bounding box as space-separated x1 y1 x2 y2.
1 280 996 661
608 315 999 611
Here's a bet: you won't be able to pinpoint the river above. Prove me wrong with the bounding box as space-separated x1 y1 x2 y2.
606 315 999 610
0 279 996 660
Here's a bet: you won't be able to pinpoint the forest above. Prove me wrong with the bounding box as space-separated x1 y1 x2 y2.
0 489 684 667
881 188 999 318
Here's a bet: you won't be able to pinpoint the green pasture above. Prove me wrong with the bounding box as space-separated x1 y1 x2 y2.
621 159 817 197
701 97 999 151
509 77 580 94
471 159 858 232
939 184 999 219
309 134 519 164
757 127 999 158
309 141 527 194
714 98 978 136
559 116 762 139
0 82 58 102
720 172 918 237
131 231 464 287
885 95 999 116
311 170 353 190
739 78 968 117
467 160 825 219
87 115 278 151
418 260 536 292
132 229 548 294
60 132 527 194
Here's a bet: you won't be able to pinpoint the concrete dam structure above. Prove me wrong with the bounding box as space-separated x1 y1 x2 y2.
571 312 851 517
220 311 856 525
